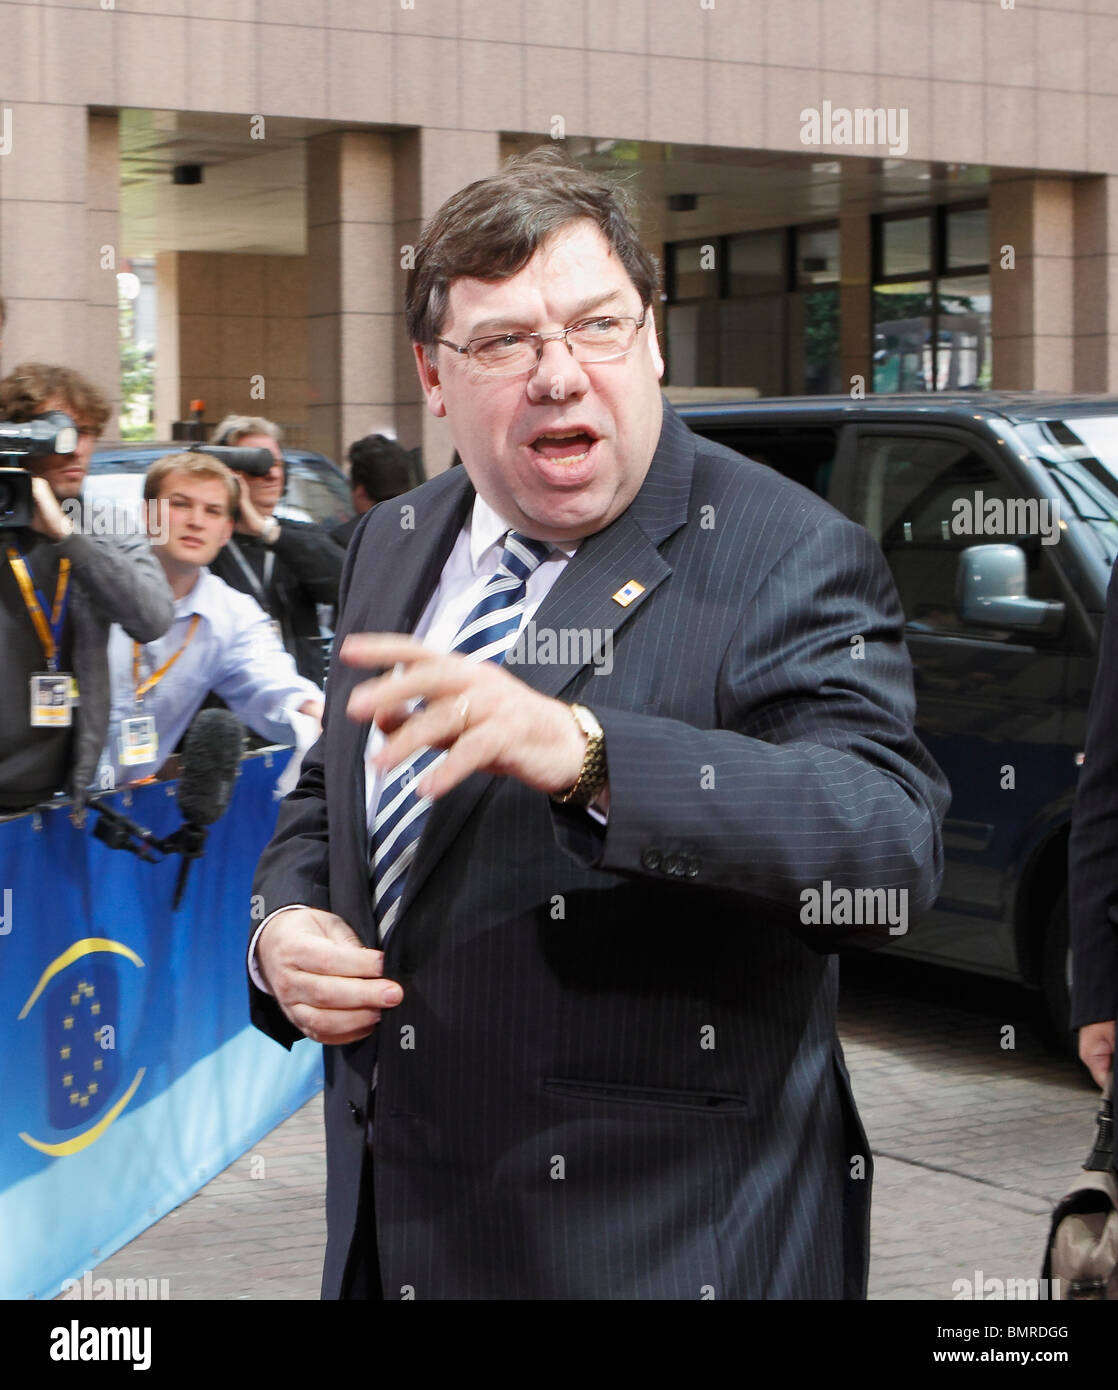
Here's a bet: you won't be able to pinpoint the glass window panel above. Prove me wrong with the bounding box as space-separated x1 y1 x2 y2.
802 287 841 393
873 282 933 393
727 231 785 296
936 274 992 390
671 242 719 300
881 216 932 278
795 226 840 287
851 434 1061 635
946 207 989 270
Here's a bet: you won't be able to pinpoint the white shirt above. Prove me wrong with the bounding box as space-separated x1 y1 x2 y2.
103 566 321 788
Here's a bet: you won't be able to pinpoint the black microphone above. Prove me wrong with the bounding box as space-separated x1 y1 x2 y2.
164 709 246 908
188 443 276 478
177 708 245 826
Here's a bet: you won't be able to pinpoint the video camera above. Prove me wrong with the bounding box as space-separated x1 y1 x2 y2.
0 411 79 529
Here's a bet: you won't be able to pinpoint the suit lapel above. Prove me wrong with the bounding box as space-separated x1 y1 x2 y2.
394 397 696 926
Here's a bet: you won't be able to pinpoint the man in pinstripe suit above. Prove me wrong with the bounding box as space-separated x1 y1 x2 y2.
248 149 949 1300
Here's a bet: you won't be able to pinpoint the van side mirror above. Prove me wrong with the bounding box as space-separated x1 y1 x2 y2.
955 544 1065 636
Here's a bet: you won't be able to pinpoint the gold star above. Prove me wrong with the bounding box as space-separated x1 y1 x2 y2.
90 1003 100 1016
63 1016 73 1030
79 1095 89 1107
70 993 79 1006
69 1092 79 1105
93 1058 103 1072
88 1082 98 1095
60 1046 71 1060
62 1073 73 1087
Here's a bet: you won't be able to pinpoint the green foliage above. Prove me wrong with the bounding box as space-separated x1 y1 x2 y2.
119 292 154 440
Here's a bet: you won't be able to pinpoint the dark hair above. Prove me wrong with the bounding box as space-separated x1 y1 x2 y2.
0 361 111 433
405 146 660 348
346 434 413 502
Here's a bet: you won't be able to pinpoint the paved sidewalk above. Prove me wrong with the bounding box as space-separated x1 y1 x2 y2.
78 959 1097 1301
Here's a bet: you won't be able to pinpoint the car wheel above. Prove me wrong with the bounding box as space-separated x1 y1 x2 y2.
1040 887 1075 1052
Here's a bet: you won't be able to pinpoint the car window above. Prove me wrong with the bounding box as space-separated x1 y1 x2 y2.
284 458 353 527
851 432 1063 637
689 424 838 498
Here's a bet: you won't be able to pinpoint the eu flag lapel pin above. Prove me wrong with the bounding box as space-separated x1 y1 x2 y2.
612 579 645 607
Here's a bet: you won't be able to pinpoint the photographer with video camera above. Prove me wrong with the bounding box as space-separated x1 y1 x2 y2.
206 415 342 686
0 364 173 812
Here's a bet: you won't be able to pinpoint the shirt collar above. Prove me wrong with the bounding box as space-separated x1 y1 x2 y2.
468 492 578 575
171 566 217 619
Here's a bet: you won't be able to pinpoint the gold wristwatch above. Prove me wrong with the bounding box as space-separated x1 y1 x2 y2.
553 704 608 808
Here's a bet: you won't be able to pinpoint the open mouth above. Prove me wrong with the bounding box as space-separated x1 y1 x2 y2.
529 428 599 463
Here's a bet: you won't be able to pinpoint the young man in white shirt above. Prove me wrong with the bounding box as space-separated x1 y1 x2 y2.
100 453 323 789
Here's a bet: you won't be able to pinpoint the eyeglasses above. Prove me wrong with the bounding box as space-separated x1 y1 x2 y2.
434 310 648 378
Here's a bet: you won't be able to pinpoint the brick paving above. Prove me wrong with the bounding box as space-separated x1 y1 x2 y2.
78 954 1101 1301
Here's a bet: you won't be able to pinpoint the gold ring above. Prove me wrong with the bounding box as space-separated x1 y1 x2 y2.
455 694 471 731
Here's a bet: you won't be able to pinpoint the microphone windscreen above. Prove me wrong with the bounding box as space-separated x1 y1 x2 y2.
177 709 246 826
190 444 276 478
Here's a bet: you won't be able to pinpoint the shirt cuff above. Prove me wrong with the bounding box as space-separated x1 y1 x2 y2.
248 904 310 993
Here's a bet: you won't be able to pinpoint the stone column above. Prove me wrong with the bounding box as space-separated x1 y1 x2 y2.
306 130 399 467
0 105 93 383
989 175 1075 391
1073 176 1118 393
393 128 501 477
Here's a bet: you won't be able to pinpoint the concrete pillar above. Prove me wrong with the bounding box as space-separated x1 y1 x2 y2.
989 176 1075 391
306 130 399 468
838 211 872 394
1073 176 1118 393
393 128 501 477
0 105 101 389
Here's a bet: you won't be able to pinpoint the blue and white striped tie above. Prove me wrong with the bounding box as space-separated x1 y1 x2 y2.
369 530 552 941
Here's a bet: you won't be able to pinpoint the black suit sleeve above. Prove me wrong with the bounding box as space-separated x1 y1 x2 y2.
553 516 948 942
247 511 373 1048
273 518 344 606
1069 557 1118 1029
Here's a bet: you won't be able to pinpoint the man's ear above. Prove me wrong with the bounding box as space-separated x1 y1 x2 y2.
413 343 447 419
646 311 665 382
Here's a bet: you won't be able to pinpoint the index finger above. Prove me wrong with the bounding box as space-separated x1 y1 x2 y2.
340 633 432 670
296 936 388 981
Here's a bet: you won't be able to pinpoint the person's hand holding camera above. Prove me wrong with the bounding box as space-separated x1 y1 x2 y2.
28 475 73 542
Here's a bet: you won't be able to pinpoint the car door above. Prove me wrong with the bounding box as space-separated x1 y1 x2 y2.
845 424 1079 975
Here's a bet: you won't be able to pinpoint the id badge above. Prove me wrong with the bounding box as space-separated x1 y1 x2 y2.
30 672 73 728
119 715 158 766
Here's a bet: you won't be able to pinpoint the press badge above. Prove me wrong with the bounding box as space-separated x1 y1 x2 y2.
30 672 73 727
119 715 158 766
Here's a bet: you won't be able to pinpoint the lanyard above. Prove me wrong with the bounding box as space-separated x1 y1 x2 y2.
7 545 71 671
133 614 201 701
225 538 275 613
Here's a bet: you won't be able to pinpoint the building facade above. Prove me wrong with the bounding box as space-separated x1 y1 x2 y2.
0 0 1115 472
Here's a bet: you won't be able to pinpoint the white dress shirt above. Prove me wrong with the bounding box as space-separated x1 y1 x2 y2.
103 566 321 787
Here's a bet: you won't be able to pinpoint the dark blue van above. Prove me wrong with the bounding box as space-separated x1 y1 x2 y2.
677 393 1118 1039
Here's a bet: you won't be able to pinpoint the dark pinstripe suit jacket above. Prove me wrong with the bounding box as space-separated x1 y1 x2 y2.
1069 555 1118 1030
250 397 949 1300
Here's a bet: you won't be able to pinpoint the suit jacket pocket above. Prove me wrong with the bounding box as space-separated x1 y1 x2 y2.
542 1076 748 1115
